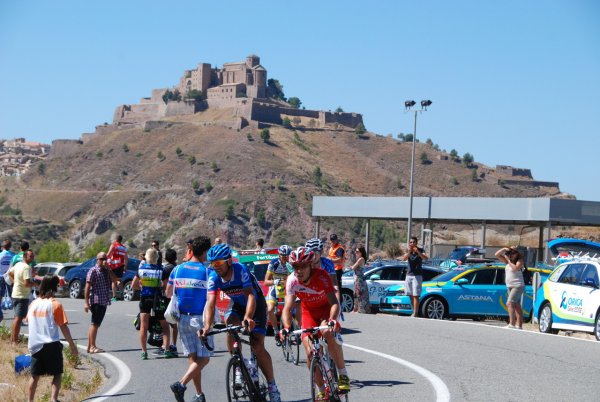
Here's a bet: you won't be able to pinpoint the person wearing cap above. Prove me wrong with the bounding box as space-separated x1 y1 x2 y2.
84 252 116 353
327 234 346 293
182 239 194 262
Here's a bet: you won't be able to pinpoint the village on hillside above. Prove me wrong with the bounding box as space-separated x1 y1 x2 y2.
0 138 50 177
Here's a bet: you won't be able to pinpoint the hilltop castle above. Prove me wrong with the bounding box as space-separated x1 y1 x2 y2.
79 55 362 140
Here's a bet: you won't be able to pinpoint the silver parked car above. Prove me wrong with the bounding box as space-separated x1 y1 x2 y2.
33 262 80 297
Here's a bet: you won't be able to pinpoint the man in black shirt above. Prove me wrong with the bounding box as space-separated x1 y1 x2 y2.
402 237 428 317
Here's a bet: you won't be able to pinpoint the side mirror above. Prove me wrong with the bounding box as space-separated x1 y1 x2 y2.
456 278 469 285
370 274 381 281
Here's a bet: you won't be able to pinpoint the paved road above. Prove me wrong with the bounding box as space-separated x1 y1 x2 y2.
10 297 600 401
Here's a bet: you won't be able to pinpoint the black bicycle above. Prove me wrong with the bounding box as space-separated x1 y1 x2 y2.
277 304 300 365
203 324 268 402
292 325 349 402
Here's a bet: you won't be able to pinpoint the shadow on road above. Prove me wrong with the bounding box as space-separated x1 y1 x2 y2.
350 379 411 389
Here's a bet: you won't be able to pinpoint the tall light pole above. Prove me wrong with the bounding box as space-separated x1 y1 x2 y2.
405 99 432 244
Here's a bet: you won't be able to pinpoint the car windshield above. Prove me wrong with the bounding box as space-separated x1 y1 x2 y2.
430 269 466 281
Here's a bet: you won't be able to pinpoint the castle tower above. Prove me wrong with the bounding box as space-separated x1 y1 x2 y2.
246 54 260 68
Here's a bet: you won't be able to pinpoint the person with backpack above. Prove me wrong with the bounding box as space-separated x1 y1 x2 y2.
496 247 525 329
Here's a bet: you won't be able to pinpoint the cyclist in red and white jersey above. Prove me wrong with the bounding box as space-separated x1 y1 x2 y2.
281 246 350 395
107 234 128 301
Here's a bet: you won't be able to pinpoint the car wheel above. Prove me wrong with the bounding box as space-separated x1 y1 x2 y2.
123 281 135 301
539 303 559 334
422 297 447 319
341 290 354 313
595 311 600 341
69 280 82 299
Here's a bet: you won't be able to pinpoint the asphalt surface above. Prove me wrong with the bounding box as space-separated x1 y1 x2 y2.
9 297 600 402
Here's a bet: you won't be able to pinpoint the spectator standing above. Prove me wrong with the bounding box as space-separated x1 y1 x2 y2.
328 234 346 293
107 234 128 302
152 240 163 266
162 248 179 354
166 236 213 402
255 238 265 253
402 236 428 317
27 275 78 402
10 240 32 267
10 249 35 344
495 247 525 329
182 239 193 262
0 240 15 323
133 248 173 359
138 252 146 269
351 246 371 314
84 252 115 353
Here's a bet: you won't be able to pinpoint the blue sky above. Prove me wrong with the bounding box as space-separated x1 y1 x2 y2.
1 1 599 200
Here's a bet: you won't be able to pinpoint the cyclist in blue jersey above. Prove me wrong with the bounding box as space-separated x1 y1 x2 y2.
264 245 293 345
166 236 213 402
202 244 281 402
133 248 172 360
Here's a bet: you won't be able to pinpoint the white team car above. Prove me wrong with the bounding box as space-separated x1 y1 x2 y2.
340 260 444 312
534 257 600 340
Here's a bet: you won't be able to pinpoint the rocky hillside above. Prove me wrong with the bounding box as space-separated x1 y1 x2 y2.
0 112 570 257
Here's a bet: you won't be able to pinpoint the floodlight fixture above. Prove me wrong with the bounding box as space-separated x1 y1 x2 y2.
405 100 416 110
421 100 432 110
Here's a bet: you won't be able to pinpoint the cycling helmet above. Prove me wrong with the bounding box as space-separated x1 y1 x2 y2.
278 245 293 256
289 246 315 265
305 238 324 253
207 243 232 262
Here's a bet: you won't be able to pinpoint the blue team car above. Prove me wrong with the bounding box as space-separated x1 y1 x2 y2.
379 265 552 320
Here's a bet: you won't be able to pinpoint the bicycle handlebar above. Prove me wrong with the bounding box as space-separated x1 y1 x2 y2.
291 325 331 336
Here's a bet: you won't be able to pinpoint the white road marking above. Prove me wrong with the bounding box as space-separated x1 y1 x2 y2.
75 344 132 401
345 343 451 402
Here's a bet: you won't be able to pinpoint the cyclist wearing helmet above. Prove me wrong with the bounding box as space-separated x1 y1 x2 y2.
202 244 281 402
265 245 293 345
281 246 350 395
306 237 341 304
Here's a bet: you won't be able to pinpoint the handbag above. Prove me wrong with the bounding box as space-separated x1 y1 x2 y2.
1 283 12 310
164 291 180 324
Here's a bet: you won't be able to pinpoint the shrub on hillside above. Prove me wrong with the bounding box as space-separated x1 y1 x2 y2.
37 240 71 263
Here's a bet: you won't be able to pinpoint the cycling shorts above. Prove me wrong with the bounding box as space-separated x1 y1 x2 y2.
225 297 267 336
300 303 334 340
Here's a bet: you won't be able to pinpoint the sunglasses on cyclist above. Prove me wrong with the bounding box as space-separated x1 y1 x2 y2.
211 260 228 268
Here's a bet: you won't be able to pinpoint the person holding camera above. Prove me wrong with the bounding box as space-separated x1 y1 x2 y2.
495 247 525 329
402 236 428 317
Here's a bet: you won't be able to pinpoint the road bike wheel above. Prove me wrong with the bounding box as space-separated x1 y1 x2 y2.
226 356 252 402
309 354 322 402
291 321 300 366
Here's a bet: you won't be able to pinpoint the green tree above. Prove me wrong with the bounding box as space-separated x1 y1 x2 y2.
335 106 344 113
426 138 433 146
123 144 129 153
205 182 213 192
211 161 219 172
37 240 71 263
83 238 107 261
267 78 286 100
37 162 46 175
471 169 479 182
225 204 235 220
162 89 182 103
192 179 200 190
313 166 323 187
419 151 429 164
188 155 196 165
450 149 458 159
175 147 182 156
260 128 270 142
157 151 164 160
288 97 302 109
282 117 292 128
186 89 204 101
404 134 414 142
463 152 474 167
354 122 366 135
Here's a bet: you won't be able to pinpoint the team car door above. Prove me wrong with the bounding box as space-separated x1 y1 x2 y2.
366 266 406 305
553 263 587 323
449 269 498 315
578 263 600 323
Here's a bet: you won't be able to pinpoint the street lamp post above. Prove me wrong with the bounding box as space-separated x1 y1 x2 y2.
405 100 432 244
